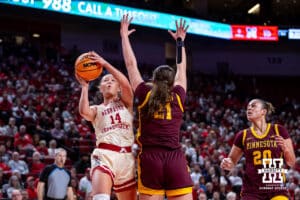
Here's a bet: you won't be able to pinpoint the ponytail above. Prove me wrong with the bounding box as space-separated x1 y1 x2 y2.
257 99 275 115
142 65 175 118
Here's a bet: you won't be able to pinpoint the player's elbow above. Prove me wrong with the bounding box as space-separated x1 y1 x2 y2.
78 108 86 117
79 110 92 122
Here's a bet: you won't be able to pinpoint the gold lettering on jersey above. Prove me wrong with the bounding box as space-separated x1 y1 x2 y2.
246 140 277 150
153 103 172 120
101 105 124 116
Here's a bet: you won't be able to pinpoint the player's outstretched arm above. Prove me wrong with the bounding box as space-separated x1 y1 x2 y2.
168 18 189 91
89 51 133 110
120 14 143 91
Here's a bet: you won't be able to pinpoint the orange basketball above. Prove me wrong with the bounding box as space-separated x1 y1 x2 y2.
75 52 103 81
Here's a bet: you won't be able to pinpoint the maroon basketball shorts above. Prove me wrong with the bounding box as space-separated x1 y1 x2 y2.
138 147 193 196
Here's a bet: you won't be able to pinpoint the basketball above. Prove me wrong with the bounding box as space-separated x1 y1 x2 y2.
75 52 103 81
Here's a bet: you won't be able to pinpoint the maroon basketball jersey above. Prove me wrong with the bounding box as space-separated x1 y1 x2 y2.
234 123 290 195
134 82 185 149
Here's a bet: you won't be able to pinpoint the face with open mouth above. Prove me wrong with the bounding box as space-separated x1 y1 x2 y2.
246 99 266 121
99 74 120 99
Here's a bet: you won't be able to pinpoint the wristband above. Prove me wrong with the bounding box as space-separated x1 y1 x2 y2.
176 38 183 64
176 37 184 47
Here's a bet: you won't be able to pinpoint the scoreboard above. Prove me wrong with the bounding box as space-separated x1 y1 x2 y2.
0 0 232 40
0 0 283 41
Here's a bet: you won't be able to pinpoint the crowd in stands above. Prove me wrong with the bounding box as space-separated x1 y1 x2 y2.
0 40 299 200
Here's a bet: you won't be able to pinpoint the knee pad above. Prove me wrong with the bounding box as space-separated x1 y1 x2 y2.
93 194 110 200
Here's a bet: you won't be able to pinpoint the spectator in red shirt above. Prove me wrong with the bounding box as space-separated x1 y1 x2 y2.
77 118 93 139
29 151 45 176
36 140 48 157
14 125 35 155
0 156 11 173
25 176 37 200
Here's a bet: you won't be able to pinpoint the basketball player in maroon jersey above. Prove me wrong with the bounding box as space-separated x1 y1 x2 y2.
221 99 296 200
121 14 193 200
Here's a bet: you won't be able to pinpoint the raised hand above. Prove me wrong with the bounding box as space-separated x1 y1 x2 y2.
75 73 89 87
120 14 136 38
168 18 189 41
89 51 107 67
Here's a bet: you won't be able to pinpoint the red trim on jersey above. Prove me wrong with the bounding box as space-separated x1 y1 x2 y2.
98 143 132 153
115 178 136 187
113 178 136 192
91 165 115 180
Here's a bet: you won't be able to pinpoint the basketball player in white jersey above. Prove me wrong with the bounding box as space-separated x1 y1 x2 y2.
76 51 136 200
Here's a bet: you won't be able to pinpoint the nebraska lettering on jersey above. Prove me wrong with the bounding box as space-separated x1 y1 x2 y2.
91 101 134 147
101 104 125 116
102 123 130 133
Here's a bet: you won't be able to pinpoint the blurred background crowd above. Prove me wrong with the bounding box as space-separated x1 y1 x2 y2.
0 37 299 200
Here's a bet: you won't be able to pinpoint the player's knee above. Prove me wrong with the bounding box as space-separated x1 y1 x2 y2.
93 193 110 200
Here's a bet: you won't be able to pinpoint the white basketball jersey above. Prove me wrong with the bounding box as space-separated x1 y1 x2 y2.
91 101 134 147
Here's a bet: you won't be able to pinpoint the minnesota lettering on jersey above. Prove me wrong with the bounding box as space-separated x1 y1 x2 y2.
246 140 277 150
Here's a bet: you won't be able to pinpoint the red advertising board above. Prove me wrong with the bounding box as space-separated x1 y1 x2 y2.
231 25 278 41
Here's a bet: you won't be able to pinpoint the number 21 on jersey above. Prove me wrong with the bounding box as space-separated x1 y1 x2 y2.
154 103 172 120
